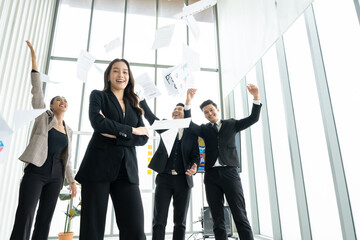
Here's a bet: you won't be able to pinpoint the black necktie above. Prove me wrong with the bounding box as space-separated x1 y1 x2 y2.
213 123 218 133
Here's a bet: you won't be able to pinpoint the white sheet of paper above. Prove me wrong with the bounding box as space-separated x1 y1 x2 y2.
182 44 201 72
40 73 59 84
104 37 121 53
0 115 13 134
0 114 14 164
150 118 191 130
135 73 161 100
13 109 46 130
182 0 217 17
160 128 178 157
185 15 200 40
76 50 96 82
151 24 175 50
170 62 195 95
163 66 179 96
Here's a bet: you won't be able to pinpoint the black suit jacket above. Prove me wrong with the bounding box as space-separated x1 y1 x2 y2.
75 89 148 184
139 100 200 188
188 103 262 170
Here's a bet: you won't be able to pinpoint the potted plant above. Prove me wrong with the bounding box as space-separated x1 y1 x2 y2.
58 184 81 240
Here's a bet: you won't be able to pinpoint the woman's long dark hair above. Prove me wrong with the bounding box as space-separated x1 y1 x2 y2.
103 58 143 116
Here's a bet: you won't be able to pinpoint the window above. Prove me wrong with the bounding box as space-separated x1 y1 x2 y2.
262 45 301 239
313 0 360 236
46 0 220 237
283 15 342 240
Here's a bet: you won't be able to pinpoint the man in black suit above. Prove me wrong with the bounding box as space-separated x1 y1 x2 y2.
186 85 262 240
140 94 200 240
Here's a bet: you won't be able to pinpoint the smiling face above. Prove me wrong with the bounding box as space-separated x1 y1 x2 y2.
202 104 219 123
172 105 184 119
108 61 129 92
50 96 68 113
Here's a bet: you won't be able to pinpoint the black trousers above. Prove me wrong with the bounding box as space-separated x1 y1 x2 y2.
204 167 253 240
79 179 146 240
10 156 64 240
152 173 191 240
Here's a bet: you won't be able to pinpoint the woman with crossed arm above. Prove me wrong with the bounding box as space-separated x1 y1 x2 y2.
75 58 149 240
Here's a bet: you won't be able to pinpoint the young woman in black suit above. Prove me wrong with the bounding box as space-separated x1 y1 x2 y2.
75 58 149 240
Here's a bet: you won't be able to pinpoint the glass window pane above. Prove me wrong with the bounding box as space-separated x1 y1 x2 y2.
188 0 217 69
81 62 107 132
157 0 186 66
74 134 92 170
89 0 125 60
52 0 92 57
246 67 273 237
46 60 83 130
124 0 156 63
262 46 301 239
142 192 153 234
283 15 342 240
191 174 207 232
313 0 360 236
233 82 254 227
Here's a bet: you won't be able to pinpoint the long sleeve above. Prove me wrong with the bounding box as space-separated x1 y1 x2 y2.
89 90 132 138
30 71 46 109
189 136 200 167
115 115 148 147
139 99 167 135
139 99 159 125
234 103 262 132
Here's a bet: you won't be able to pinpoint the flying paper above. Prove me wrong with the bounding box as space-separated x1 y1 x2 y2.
135 73 161 100
159 128 178 157
150 118 191 130
152 24 175 50
14 109 46 130
104 37 121 53
76 50 96 82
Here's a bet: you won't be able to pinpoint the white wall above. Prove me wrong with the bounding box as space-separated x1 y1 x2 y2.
217 0 314 97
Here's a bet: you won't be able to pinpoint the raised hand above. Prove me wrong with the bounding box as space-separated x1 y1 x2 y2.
186 88 197 105
25 40 38 71
247 84 259 100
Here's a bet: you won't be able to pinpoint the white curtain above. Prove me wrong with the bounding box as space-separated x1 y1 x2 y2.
0 0 57 237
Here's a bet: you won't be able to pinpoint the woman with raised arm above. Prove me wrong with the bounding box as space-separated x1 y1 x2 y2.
10 41 77 240
75 58 149 240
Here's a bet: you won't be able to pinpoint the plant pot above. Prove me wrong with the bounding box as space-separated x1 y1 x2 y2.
58 232 73 240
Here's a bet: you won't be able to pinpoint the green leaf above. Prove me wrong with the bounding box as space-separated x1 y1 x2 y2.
59 193 72 200
74 207 81 216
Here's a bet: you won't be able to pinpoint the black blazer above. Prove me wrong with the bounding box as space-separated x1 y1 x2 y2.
188 103 262 170
139 100 200 188
75 89 148 184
